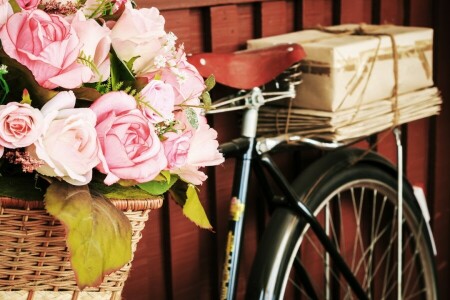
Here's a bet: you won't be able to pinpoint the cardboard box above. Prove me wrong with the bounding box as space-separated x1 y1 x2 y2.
247 24 434 112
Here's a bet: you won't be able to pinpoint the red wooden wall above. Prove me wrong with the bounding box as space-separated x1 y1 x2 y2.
123 0 450 299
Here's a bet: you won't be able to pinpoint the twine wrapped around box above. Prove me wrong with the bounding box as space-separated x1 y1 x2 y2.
0 196 163 300
248 24 442 142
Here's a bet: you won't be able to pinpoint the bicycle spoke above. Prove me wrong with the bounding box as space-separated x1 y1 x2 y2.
302 232 357 297
280 174 435 300
404 288 429 300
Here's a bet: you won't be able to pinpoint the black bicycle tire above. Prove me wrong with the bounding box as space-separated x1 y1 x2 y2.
246 163 438 299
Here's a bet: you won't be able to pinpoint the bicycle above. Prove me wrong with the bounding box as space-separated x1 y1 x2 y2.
188 43 438 299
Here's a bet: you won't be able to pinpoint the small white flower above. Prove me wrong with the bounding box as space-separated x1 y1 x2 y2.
165 32 177 47
154 55 167 68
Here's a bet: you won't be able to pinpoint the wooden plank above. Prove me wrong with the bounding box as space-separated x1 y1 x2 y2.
340 0 372 24
168 200 202 299
162 9 204 54
432 0 450 298
379 0 403 24
142 0 269 10
375 130 398 167
210 5 241 52
409 0 432 26
122 210 168 299
302 0 333 28
237 4 256 48
197 182 219 300
260 0 295 37
405 119 429 190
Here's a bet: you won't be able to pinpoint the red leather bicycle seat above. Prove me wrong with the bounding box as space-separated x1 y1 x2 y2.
188 44 306 90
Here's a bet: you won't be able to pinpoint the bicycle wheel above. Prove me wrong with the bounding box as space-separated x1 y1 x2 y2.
247 161 438 299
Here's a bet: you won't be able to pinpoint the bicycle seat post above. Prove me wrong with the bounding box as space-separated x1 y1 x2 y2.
241 87 264 138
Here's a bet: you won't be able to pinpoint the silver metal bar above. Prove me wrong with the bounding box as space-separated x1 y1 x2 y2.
205 90 294 115
393 127 403 300
256 133 354 154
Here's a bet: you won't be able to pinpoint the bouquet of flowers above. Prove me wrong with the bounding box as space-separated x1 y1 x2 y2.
0 0 223 289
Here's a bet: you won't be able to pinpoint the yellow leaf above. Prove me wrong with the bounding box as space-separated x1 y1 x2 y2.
183 185 212 230
45 182 132 289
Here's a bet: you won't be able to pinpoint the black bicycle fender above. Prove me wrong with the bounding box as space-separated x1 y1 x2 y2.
292 147 407 202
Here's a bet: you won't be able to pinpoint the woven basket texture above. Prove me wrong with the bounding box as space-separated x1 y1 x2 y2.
0 196 163 300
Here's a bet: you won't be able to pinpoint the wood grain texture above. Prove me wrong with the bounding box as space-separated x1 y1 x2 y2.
144 0 270 10
409 0 432 26
302 0 333 28
122 209 168 299
379 0 404 24
340 0 372 24
210 5 241 52
163 9 204 54
237 4 256 48
260 1 295 37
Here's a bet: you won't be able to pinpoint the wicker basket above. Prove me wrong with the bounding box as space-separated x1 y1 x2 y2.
0 196 163 300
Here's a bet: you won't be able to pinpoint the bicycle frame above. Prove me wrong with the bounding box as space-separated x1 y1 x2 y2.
215 90 369 300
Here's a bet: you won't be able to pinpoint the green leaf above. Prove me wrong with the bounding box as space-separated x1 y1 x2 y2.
90 181 155 200
185 107 199 129
168 180 188 207
138 174 178 196
45 182 132 289
204 75 216 91
0 175 45 200
182 185 212 230
0 49 58 108
109 51 135 89
0 65 9 105
100 1 126 22
8 0 21 13
125 56 140 74
201 91 212 109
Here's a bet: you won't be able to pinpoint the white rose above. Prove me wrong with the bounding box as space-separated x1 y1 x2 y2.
0 0 12 27
110 7 166 75
28 91 101 186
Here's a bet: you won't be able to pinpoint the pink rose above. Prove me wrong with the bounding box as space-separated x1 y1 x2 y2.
90 91 167 185
140 80 175 123
172 164 207 185
0 102 44 149
16 0 39 10
110 7 166 75
0 10 91 89
187 121 224 167
145 54 206 106
71 11 111 83
28 91 101 185
172 118 223 185
162 131 192 170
